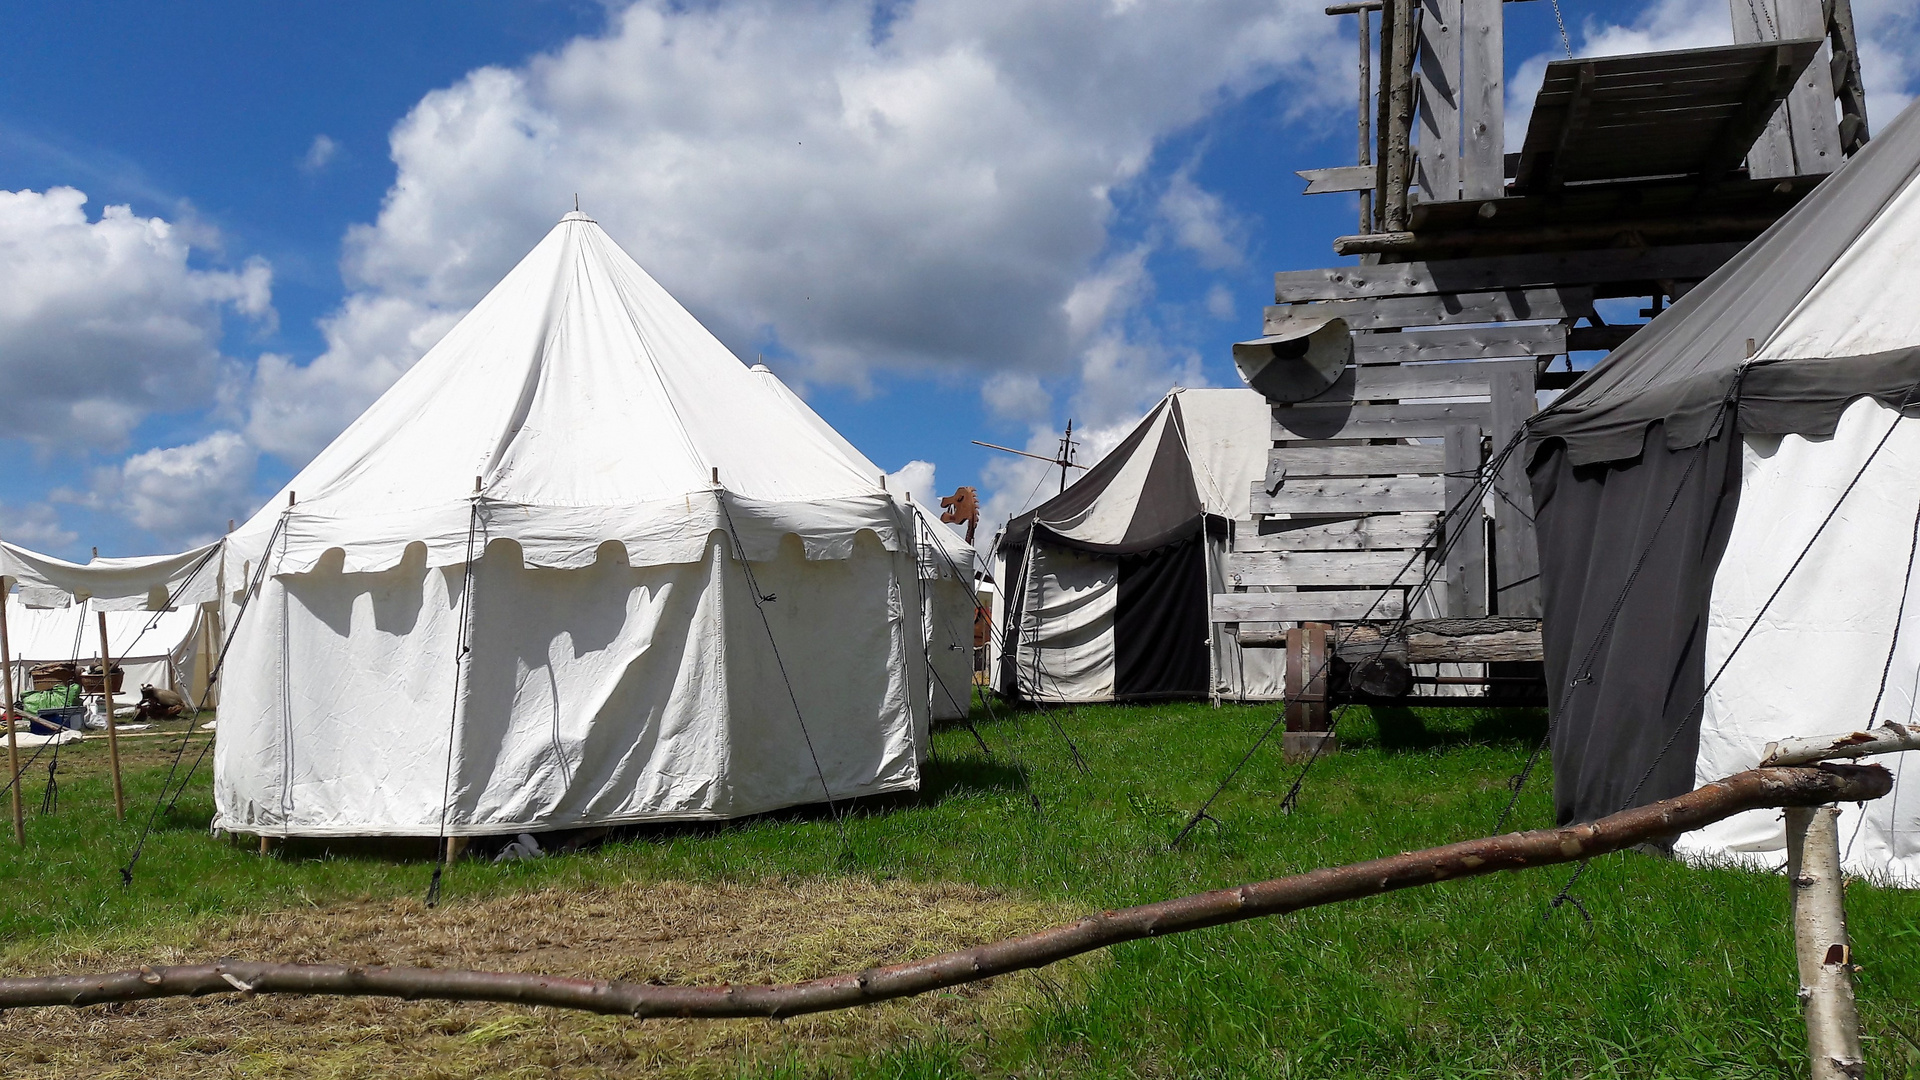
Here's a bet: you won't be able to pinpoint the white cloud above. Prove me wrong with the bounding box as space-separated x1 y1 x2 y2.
1159 167 1244 269
86 431 259 545
1205 282 1236 319
886 459 939 504
302 134 340 173
248 0 1344 468
0 187 273 452
0 501 77 550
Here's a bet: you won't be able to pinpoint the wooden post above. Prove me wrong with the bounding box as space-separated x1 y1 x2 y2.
1414 0 1460 203
1384 0 1417 230
97 611 124 822
1733 0 1842 177
1488 368 1540 617
1 585 22 845
1785 805 1864 1080
1458 0 1504 199
1826 0 1869 152
1357 6 1373 234
1442 425 1487 617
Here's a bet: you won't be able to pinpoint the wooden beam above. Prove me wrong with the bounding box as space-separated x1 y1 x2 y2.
1357 5 1374 232
1251 475 1448 516
1488 367 1540 617
1826 0 1869 153
1332 215 1785 256
1275 242 1743 302
1441 425 1486 617
1298 165 1377 195
1234 514 1440 552
1212 590 1407 623
1273 401 1491 440
1225 550 1425 588
1351 325 1568 364
1266 287 1593 332
1318 357 1538 400
1414 0 1461 203
1458 0 1505 199
1266 444 1448 480
1702 41 1814 181
1732 0 1842 177
1544 63 1596 191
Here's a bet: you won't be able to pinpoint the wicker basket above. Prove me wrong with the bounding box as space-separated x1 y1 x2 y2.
80 667 124 695
29 663 79 692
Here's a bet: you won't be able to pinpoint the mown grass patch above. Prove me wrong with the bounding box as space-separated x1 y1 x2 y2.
2 698 1918 1077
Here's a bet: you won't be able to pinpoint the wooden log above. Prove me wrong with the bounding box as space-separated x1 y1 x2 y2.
1762 722 1920 767
1266 287 1593 333
1785 806 1864 1080
0 766 1891 1020
1284 623 1331 732
1458 0 1504 199
1826 0 1868 152
1330 618 1542 662
1275 244 1744 303
1442 425 1486 617
1272 402 1490 440
1251 476 1447 516
0 592 21 845
1234 514 1439 552
1489 366 1541 617
1383 0 1416 230
1213 590 1406 623
1225 550 1424 588
98 611 125 822
1413 0 1460 203
1350 325 1567 364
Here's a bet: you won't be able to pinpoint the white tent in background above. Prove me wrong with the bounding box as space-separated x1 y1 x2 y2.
0 541 222 711
749 363 981 721
4 598 210 709
214 211 929 838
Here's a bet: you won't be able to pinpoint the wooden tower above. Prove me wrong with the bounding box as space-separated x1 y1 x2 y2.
1219 0 1870 724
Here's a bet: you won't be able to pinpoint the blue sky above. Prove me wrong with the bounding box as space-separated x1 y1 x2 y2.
2 0 1916 557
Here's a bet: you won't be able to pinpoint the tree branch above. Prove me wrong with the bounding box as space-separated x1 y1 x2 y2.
0 764 1890 1019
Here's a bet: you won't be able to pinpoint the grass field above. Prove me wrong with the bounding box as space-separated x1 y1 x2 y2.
2 698 1919 1078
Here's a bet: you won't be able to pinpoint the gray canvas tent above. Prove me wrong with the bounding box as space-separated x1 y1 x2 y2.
1528 100 1920 882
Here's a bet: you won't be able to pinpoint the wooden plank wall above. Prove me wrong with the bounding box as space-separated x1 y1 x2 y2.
1219 244 1747 632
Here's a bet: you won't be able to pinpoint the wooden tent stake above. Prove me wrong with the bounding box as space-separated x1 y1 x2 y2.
1 589 22 845
97 611 124 821
1785 805 1864 1079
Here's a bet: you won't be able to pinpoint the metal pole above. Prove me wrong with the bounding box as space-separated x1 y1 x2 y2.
1 585 22 844
97 611 125 821
1785 805 1864 1080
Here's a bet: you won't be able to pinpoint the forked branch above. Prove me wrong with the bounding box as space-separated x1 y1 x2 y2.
0 764 1890 1019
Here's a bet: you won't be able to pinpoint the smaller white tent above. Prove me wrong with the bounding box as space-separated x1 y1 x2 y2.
5 598 210 710
1 541 222 711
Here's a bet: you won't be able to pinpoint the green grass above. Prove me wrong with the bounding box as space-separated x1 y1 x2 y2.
4 699 1920 1078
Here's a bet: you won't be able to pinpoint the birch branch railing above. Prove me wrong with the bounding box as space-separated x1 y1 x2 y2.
0 763 1889 1019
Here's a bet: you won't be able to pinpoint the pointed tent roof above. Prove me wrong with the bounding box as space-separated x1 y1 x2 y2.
232 212 899 572
1005 388 1270 554
1531 100 1920 466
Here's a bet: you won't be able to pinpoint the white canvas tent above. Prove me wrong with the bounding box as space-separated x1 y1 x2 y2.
749 363 980 721
0 541 222 712
213 211 930 837
4 598 210 710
